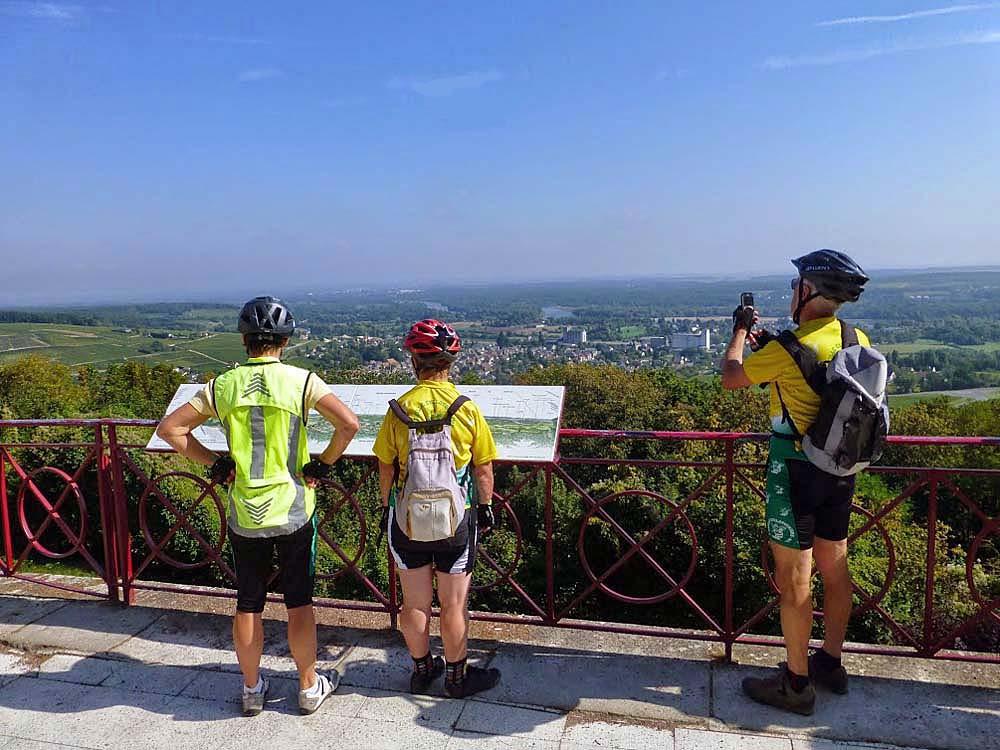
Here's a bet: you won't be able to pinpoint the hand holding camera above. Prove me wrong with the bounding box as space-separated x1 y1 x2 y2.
732 292 756 334
733 292 774 351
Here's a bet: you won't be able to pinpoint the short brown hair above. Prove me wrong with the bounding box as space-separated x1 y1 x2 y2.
245 334 288 358
412 352 455 375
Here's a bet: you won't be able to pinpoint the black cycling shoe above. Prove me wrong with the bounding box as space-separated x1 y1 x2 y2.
809 650 849 695
409 656 445 695
742 666 815 716
444 666 501 698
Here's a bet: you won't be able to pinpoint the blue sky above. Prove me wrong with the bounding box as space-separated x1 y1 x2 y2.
2 2 999 304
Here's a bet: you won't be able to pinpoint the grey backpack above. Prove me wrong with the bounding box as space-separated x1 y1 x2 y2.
389 396 470 543
776 322 890 476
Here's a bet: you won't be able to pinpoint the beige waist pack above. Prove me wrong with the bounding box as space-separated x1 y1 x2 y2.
389 396 470 543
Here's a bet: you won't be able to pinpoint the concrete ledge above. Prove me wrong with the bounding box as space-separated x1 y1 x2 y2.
0 588 996 750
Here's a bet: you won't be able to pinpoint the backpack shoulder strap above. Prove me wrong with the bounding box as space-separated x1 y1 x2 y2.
444 395 471 423
388 399 414 428
390 395 470 431
772 382 802 439
777 330 820 388
840 320 859 348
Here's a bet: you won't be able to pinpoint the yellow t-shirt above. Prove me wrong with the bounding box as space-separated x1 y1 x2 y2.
187 357 331 417
743 317 871 435
372 380 498 479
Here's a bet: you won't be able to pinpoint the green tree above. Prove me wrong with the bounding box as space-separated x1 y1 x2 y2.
0 355 86 418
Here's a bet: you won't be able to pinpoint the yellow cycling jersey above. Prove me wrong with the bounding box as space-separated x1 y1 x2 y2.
743 317 871 435
372 380 498 479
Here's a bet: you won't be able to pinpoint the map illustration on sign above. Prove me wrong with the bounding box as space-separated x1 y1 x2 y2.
147 383 566 462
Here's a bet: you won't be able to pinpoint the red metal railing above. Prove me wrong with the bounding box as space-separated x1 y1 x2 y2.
1 419 997 663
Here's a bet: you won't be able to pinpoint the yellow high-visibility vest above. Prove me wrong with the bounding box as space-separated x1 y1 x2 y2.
213 360 315 537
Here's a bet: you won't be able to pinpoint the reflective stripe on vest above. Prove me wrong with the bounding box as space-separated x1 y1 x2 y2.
213 361 315 538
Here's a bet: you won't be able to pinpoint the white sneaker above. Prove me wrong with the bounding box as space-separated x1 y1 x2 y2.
298 671 339 715
242 677 270 717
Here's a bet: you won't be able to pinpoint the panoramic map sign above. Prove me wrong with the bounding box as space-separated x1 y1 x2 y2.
146 383 566 462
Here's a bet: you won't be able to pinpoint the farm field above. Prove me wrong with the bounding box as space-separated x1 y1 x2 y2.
888 387 1000 408
882 339 1000 354
0 323 245 373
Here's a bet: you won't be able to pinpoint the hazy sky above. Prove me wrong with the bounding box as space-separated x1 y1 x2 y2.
2 2 999 304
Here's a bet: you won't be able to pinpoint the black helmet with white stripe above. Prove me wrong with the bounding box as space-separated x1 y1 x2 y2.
792 249 869 303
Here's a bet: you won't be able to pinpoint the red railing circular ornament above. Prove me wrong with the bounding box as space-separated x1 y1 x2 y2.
139 472 227 570
761 502 897 618
577 489 698 605
17 466 88 559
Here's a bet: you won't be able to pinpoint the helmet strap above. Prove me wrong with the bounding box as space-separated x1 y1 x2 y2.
792 278 821 325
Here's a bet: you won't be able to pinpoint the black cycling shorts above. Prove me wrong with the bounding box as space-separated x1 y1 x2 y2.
387 506 477 575
228 516 317 613
766 437 855 550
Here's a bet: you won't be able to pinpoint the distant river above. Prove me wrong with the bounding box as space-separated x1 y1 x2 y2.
542 306 575 319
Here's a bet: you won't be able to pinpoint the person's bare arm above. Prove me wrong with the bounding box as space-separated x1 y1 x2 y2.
313 393 360 465
155 404 218 466
378 461 395 507
473 462 494 505
721 330 754 390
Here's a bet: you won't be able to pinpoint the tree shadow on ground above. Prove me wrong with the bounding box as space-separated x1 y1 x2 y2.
0 595 998 750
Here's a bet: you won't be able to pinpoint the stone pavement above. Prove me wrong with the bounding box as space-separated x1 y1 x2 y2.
0 591 997 750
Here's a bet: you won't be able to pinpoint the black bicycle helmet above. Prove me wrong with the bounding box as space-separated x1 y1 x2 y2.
238 296 296 337
792 249 869 303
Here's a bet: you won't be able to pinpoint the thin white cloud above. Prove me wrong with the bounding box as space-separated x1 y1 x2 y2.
387 70 503 97
763 29 1000 69
817 3 998 27
0 2 82 20
238 67 284 83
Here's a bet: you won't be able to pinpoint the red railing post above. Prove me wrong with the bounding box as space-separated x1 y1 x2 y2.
922 473 940 655
95 424 121 603
0 449 13 573
388 547 398 629
545 465 556 625
723 439 736 662
106 423 135 605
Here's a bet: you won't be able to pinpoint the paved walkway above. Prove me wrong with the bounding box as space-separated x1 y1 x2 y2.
0 590 997 750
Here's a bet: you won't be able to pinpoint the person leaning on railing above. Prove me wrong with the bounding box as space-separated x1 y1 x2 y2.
156 296 359 718
720 250 871 716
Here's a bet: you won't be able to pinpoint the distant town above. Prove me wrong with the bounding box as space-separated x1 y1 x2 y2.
3 269 1000 397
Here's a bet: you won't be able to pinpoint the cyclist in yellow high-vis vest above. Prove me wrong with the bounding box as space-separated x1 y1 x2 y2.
157 296 359 717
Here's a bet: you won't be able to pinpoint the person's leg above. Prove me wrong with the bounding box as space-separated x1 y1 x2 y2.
233 612 265 688
813 536 852 658
287 605 317 690
436 514 498 698
228 530 273 690
397 566 435 657
772 542 815 677
435 571 473 662
743 440 817 714
278 518 321 690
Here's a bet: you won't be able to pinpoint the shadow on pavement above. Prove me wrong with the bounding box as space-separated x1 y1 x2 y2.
1 594 999 749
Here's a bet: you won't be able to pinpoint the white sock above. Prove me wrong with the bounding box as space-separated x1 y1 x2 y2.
304 674 326 697
243 677 264 694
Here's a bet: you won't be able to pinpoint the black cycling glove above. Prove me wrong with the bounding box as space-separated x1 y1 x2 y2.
748 329 775 352
476 504 495 533
732 305 755 334
302 459 332 482
208 455 236 485
374 505 391 548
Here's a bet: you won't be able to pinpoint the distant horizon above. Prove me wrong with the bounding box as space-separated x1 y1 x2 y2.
6 261 1000 310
